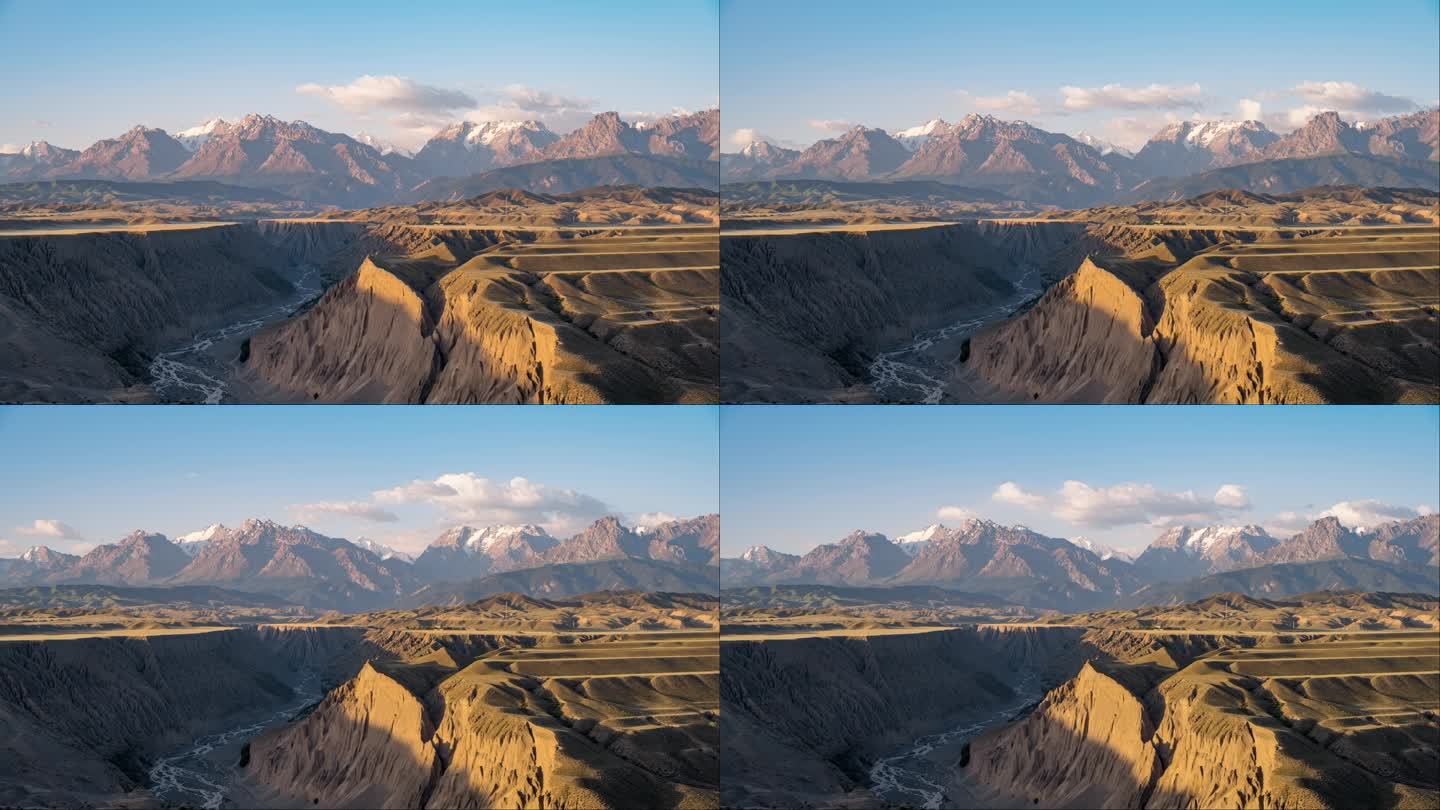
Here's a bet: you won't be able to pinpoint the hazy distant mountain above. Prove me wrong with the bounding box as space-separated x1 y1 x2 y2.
1126 154 1439 201
404 558 718 605
1072 131 1135 158
350 537 415 563
352 131 415 158
541 110 719 163
1123 558 1438 607
1361 108 1440 161
1068 536 1135 563
895 523 946 556
720 545 800 584
408 154 718 200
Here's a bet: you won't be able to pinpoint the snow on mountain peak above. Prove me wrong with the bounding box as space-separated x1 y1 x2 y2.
1069 535 1134 562
896 523 945 543
352 537 414 562
458 524 551 553
1072 131 1134 157
894 118 949 151
177 523 225 544
353 131 413 157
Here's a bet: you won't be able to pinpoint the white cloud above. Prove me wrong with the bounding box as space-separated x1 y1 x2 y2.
995 480 1251 529
1237 98 1263 121
15 519 82 539
1099 115 1175 150
992 482 1048 510
729 128 766 148
1319 499 1425 530
501 84 593 112
1291 81 1416 114
373 473 608 532
808 119 856 133
296 75 476 114
1263 510 1312 538
961 89 1042 117
633 511 679 532
1213 484 1251 509
1061 83 1204 112
937 505 979 522
290 501 399 523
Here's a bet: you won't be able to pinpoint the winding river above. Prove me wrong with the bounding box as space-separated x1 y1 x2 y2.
148 672 321 809
868 672 1041 809
868 263 1043 404
147 264 321 404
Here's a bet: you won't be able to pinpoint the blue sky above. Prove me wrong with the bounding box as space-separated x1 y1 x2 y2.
0 0 719 151
721 0 1440 150
0 406 718 556
721 406 1440 556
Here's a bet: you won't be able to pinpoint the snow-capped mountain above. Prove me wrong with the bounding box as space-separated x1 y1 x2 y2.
174 118 227 152
175 523 226 556
895 523 945 555
351 537 415 562
353 131 413 158
1133 119 1278 174
893 118 949 151
1068 535 1135 563
412 119 558 177
1133 524 1278 580
1072 131 1134 158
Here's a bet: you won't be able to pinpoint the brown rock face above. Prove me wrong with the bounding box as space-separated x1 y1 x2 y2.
782 126 912 179
544 516 651 564
646 514 721 566
55 127 192 179
542 112 649 160
969 661 1163 808
65 531 190 585
786 530 912 585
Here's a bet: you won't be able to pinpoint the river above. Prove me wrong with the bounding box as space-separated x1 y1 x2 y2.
868 263 1043 404
148 671 321 809
147 264 321 403
868 672 1042 809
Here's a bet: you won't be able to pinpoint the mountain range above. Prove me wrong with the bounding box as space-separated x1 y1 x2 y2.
720 109 1439 205
0 513 719 609
722 514 1439 610
0 109 720 205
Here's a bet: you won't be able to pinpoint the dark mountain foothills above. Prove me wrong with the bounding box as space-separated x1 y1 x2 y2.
721 183 1438 404
720 109 1439 206
0 513 721 610
721 514 1440 611
1 109 719 205
720 590 1440 809
0 589 720 809
0 184 718 404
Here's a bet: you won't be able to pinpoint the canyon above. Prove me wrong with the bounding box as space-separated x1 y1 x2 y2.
720 590 1439 809
0 186 718 403
0 591 719 809
721 186 1438 403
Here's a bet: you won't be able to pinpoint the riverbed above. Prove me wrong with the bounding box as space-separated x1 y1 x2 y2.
868 263 1043 404
868 672 1042 809
148 671 321 809
147 264 321 403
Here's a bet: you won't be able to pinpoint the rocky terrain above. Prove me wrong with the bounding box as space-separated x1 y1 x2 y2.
721 591 1439 809
0 514 721 610
0 590 718 809
0 186 718 403
722 184 1437 403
